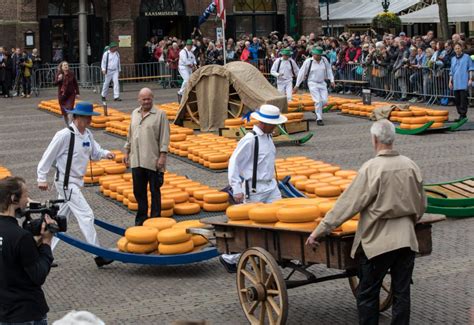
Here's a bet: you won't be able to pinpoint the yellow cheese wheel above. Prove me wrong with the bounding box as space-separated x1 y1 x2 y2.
277 205 320 223
429 122 444 129
203 202 229 212
304 182 330 194
170 134 187 142
161 198 175 210
176 181 201 191
122 173 132 181
309 173 334 180
99 175 122 185
128 194 137 203
159 239 194 255
168 179 194 186
330 179 353 186
224 118 244 126
174 202 201 215
116 194 124 202
85 167 105 177
248 205 279 223
125 226 159 244
318 166 341 174
185 186 210 196
275 221 318 231
396 111 413 117
163 191 189 204
157 228 192 244
273 197 327 206
207 154 230 163
117 237 128 252
83 176 99 184
143 217 177 230
228 219 254 225
110 192 118 200
318 201 336 216
203 192 229 204
334 170 358 178
127 241 158 254
226 203 262 220
427 109 448 116
318 176 342 184
160 208 174 217
399 123 412 129
314 185 342 197
341 220 358 233
426 115 448 122
209 162 228 170
193 189 218 200
288 175 308 185
295 168 319 177
192 235 208 246
105 165 127 174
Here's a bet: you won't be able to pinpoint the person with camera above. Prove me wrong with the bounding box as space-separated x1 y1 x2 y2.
37 102 115 268
0 176 54 324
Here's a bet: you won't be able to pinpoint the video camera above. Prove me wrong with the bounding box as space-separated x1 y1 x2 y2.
21 200 67 236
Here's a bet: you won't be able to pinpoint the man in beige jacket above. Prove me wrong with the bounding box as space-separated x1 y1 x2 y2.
307 119 426 325
124 88 170 225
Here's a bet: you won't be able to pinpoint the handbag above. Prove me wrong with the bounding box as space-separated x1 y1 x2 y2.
355 65 364 76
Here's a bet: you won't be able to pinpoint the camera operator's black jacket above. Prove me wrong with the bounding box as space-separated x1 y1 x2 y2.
0 215 53 322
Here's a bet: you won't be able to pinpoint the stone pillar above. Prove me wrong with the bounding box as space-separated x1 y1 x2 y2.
299 0 322 36
78 0 88 83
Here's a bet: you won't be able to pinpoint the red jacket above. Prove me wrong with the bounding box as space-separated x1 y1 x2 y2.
345 47 362 63
154 46 163 61
167 47 179 69
240 48 251 62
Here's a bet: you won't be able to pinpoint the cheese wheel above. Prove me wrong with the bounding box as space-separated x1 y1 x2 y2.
192 235 208 246
347 174 357 180
330 179 353 186
318 201 335 216
411 110 427 116
128 202 138 211
170 134 187 142
288 175 308 185
309 173 334 180
160 208 174 217
209 162 228 170
159 239 194 255
226 203 262 220
143 217 177 230
116 194 124 202
127 241 158 254
203 202 230 212
399 123 412 129
105 165 127 174
157 228 192 244
275 221 318 231
295 168 319 177
314 185 342 197
185 186 210 196
161 188 184 196
174 202 201 215
429 122 444 129
128 194 137 203
427 109 448 116
304 182 330 194
396 111 413 117
228 219 254 225
176 181 201 191
319 176 342 184
125 226 159 244
110 192 118 200
168 179 194 186
99 175 122 185
341 220 358 233
334 170 358 178
173 220 205 229
123 198 129 206
194 189 218 200
286 156 307 162
402 116 428 124
426 115 448 122
224 118 244 126
163 191 189 204
277 205 320 223
248 205 279 223
122 173 132 181
117 237 128 252
318 166 341 174
208 154 230 163
161 198 175 210
83 176 99 184
203 192 229 204
85 167 105 177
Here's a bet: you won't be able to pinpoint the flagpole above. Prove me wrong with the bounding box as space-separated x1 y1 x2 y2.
222 18 227 65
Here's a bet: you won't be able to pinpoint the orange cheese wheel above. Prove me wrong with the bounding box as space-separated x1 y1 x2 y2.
426 115 448 122
159 239 194 255
128 202 138 211
209 162 228 170
277 205 320 223
176 181 201 191
128 194 137 203
110 192 118 200
160 208 174 217
314 185 342 197
288 175 308 185
248 205 279 223
224 118 244 126
143 217 177 230
116 194 124 202
85 167 105 177
341 220 358 233
123 198 130 206
330 179 353 186
399 123 411 129
295 168 319 177
161 198 175 210
185 186 210 196
157 228 192 244
109 182 128 192
396 111 413 117
409 124 426 129
172 220 205 229
170 134 187 142
105 165 127 174
127 241 158 254
207 154 230 163
226 203 262 220
122 173 133 181
192 235 208 246
275 221 318 231
334 170 358 178
174 202 201 215
429 122 444 129
340 183 351 191
161 188 184 196
203 192 229 204
411 110 427 116
83 176 99 184
427 109 448 116
117 237 128 252
319 176 342 184
228 219 254 225
318 201 336 216
168 179 194 186
273 197 327 206
401 117 428 124
309 173 334 180
99 174 123 185
194 189 218 200
163 191 189 204
125 226 159 244
318 166 341 174
304 182 330 194
203 202 230 212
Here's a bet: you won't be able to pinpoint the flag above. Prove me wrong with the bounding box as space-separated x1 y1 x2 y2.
215 0 226 26
198 1 216 27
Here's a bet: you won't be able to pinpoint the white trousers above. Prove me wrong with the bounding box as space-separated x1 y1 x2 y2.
178 66 192 95
308 82 329 121
221 185 281 265
51 182 100 250
277 80 293 102
101 70 120 99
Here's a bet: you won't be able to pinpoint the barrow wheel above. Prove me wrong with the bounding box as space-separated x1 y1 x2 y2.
237 247 288 325
348 275 393 312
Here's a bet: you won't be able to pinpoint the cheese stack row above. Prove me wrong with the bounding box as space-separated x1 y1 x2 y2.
288 93 315 112
117 219 208 255
0 166 12 180
224 112 305 129
326 97 360 110
394 108 449 129
84 153 128 184
226 198 359 233
156 102 180 121
168 133 237 170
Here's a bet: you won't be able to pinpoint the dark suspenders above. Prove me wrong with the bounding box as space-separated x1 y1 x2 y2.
105 52 109 74
245 131 259 199
63 127 75 192
277 59 296 78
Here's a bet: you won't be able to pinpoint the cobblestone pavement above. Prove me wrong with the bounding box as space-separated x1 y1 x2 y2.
0 84 473 324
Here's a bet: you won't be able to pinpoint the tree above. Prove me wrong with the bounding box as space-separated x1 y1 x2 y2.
438 0 449 40
372 12 401 34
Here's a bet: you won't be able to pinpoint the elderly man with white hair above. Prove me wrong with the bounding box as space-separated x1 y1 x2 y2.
307 119 426 325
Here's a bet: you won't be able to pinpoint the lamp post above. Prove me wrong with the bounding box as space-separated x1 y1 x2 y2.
382 0 390 12
326 0 330 36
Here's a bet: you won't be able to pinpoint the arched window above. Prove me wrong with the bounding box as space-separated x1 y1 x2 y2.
48 0 95 16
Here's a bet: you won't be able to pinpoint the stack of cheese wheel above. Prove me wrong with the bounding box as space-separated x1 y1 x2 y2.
38 99 61 115
202 192 230 212
283 112 305 125
326 96 360 111
248 204 280 227
275 157 358 199
225 203 262 225
105 120 130 137
118 226 159 254
168 133 237 170
224 118 244 128
0 166 12 180
157 102 180 121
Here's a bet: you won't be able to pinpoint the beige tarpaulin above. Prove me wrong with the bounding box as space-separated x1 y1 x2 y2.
175 61 288 131
370 104 410 121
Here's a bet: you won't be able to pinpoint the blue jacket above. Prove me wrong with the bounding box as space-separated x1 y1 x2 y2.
249 44 259 63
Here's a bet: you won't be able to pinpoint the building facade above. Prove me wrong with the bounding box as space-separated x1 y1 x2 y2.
0 0 322 64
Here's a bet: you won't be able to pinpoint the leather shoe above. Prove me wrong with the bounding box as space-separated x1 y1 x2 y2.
219 256 237 273
94 256 114 268
316 120 325 126
114 98 122 101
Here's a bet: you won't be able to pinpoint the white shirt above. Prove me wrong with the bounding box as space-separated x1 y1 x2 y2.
101 50 121 73
295 57 334 88
270 58 299 83
228 125 278 195
37 123 110 187
179 48 196 68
